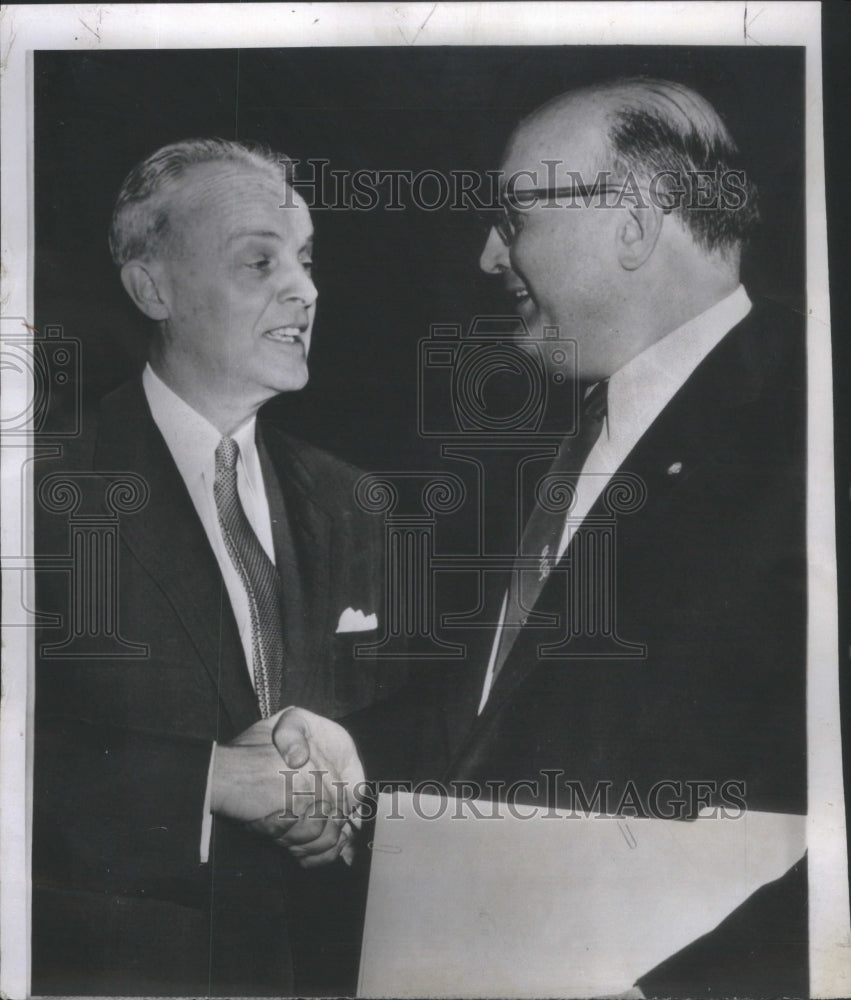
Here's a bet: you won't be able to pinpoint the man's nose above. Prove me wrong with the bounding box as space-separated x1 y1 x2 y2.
278 268 318 309
479 226 510 274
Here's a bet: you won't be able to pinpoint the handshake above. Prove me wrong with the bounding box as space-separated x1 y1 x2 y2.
210 707 365 867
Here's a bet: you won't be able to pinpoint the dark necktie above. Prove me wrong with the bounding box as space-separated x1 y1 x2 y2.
214 436 284 717
492 379 609 681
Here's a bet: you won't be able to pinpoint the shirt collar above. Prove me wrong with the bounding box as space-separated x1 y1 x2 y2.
605 284 752 444
142 363 262 491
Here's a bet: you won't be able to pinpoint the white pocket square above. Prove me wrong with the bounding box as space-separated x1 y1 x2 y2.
336 607 378 633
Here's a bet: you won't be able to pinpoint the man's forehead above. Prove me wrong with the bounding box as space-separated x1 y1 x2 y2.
167 160 310 235
499 96 611 182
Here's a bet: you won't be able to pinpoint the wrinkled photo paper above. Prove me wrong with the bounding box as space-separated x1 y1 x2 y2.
1 3 848 998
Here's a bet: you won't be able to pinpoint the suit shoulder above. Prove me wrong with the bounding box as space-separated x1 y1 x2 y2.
717 295 806 461
36 405 101 476
740 296 805 375
44 377 148 465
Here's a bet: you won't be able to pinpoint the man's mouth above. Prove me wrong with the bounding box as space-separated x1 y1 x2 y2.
507 283 531 309
263 326 304 344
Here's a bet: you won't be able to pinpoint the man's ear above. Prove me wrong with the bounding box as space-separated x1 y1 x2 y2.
120 261 170 321
616 202 664 271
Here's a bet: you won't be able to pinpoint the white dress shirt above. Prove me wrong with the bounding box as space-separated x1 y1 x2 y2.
143 363 277 680
478 285 752 712
142 364 277 860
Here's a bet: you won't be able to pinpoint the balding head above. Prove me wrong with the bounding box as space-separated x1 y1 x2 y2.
505 77 758 260
481 77 752 381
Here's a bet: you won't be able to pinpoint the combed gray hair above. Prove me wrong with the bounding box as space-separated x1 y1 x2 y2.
601 77 759 255
108 137 293 266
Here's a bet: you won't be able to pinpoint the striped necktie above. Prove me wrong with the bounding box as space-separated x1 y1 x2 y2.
213 436 284 717
492 379 609 681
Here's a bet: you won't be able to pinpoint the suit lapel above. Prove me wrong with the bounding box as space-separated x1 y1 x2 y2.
457 304 776 752
441 568 509 761
94 380 260 734
258 423 333 706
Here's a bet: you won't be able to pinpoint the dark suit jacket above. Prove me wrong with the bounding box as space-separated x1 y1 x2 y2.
350 297 808 996
32 378 401 996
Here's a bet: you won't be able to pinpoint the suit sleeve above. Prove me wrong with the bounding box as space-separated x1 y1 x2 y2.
33 709 216 904
32 451 252 907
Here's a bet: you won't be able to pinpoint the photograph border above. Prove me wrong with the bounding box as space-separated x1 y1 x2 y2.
1 3 846 997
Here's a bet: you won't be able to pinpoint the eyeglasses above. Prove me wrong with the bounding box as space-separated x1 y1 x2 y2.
477 183 671 247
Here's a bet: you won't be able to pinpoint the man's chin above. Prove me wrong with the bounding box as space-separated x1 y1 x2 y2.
278 372 310 394
514 307 548 341
263 366 310 398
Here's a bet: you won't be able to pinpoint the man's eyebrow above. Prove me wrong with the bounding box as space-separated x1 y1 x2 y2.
226 230 314 251
226 229 283 245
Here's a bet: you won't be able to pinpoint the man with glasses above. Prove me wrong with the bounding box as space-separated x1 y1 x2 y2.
275 77 808 995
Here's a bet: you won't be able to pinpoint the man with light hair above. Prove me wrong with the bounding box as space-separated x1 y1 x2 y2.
272 77 807 995
33 137 396 996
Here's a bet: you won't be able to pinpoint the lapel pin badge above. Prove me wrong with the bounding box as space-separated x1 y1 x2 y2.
666 461 683 476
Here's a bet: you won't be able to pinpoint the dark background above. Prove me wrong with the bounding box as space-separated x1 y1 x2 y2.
34 45 804 470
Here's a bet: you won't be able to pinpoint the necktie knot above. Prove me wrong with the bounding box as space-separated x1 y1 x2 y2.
215 436 240 476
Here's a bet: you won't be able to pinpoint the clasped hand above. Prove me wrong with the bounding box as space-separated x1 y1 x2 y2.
211 707 365 867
